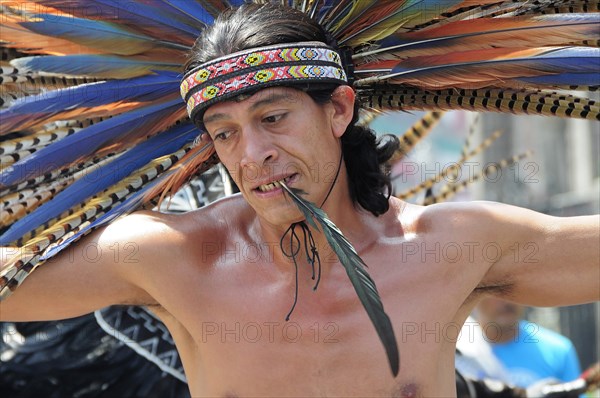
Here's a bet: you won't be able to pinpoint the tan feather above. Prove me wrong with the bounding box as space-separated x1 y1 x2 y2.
360 87 600 120
389 111 444 164
424 151 532 205
395 130 503 200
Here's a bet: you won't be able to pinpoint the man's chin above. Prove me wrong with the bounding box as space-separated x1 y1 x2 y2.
257 206 305 229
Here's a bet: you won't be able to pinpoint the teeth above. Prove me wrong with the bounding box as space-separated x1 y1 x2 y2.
258 179 285 192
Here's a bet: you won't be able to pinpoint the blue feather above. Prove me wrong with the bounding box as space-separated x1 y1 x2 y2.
28 0 201 38
317 0 338 24
10 54 179 79
157 0 214 26
87 0 202 38
21 14 164 55
1 98 183 188
227 0 246 6
3 72 179 115
522 73 600 86
1 123 198 246
0 72 180 133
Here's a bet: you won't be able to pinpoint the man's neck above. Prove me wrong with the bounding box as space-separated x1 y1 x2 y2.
253 174 376 274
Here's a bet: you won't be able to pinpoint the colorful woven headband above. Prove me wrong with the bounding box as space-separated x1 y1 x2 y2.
180 41 348 123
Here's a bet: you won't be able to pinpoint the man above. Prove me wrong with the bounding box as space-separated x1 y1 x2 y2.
475 299 582 388
1 4 599 397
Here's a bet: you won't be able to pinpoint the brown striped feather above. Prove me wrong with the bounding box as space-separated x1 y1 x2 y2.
424 152 532 205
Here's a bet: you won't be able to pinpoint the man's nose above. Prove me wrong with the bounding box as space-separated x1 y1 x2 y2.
239 125 278 169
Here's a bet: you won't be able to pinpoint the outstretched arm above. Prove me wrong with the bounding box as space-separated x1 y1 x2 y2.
0 212 168 322
476 202 599 306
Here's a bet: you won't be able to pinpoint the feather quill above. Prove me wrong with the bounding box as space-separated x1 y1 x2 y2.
39 176 167 261
1 178 72 227
337 0 506 45
395 130 503 200
1 126 78 156
329 0 378 33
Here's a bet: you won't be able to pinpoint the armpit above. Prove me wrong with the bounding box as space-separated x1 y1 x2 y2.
473 281 514 298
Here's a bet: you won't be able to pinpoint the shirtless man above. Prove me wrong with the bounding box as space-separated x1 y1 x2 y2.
1 4 598 397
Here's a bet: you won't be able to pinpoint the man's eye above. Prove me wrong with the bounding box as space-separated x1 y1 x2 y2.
214 130 233 141
263 113 285 123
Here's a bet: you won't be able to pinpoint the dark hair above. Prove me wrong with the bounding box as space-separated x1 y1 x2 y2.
185 3 399 216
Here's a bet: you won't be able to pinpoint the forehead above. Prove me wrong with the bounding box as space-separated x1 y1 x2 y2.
203 86 306 120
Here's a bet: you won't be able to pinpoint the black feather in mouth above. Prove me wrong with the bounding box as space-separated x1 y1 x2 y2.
279 181 400 377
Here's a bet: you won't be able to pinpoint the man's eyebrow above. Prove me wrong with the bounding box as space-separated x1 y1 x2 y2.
248 92 294 111
203 112 230 126
203 92 294 126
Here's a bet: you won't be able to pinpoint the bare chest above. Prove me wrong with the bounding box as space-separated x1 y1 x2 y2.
156 248 472 397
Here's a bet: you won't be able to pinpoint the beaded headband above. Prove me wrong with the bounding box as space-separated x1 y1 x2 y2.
180 41 348 124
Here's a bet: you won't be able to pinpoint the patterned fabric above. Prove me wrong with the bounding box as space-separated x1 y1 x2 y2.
180 41 348 122
0 314 190 398
95 307 187 383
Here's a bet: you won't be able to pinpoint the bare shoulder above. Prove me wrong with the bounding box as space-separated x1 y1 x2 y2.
399 199 543 240
394 199 599 307
102 193 254 266
396 200 531 287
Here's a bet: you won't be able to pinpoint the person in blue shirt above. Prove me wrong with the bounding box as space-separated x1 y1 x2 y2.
475 298 581 388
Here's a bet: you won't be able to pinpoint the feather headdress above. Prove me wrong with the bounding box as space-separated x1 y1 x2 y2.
1 0 599 376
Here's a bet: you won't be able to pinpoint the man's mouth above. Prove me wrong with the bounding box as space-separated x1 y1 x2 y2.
254 173 298 193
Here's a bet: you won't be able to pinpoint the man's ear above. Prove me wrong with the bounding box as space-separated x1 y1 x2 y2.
330 85 356 138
